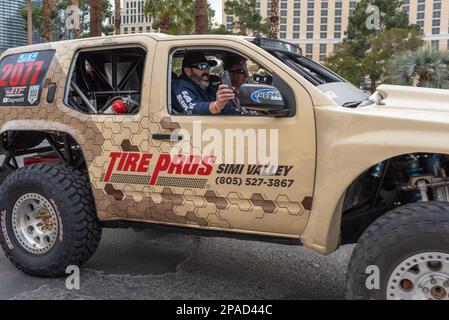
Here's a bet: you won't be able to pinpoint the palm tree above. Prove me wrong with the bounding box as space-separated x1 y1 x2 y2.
268 0 279 39
388 48 449 89
90 0 102 37
115 0 121 35
43 0 53 41
144 0 194 35
195 0 208 34
72 0 81 38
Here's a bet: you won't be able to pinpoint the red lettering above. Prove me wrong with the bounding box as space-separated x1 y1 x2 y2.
150 154 171 185
168 154 185 174
21 62 35 85
0 64 12 87
123 152 140 172
104 152 122 182
30 60 43 85
10 63 24 86
117 152 128 171
182 155 201 174
198 156 216 175
137 154 152 172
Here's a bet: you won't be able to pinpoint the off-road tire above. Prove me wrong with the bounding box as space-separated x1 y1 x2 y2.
0 164 102 277
345 202 449 300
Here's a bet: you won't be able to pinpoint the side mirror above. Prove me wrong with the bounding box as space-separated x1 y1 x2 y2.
238 84 285 112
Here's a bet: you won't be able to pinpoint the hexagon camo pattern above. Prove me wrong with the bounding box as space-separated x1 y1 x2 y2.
0 38 312 235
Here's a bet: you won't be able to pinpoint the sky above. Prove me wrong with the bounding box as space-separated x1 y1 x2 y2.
210 0 223 24
111 0 223 24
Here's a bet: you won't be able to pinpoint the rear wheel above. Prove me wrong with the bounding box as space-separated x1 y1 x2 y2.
345 202 449 300
0 164 101 277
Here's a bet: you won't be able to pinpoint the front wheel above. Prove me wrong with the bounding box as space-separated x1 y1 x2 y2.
0 164 102 277
345 202 449 300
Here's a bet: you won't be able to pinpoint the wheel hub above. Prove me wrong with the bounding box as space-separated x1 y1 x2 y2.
387 252 449 300
12 193 59 255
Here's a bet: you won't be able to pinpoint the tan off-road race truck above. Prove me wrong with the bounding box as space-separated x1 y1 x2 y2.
0 33 448 300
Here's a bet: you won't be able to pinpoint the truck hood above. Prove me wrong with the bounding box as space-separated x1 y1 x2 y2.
376 84 449 113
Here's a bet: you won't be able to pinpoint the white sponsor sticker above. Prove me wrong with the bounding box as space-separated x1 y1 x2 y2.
27 85 40 104
17 52 38 63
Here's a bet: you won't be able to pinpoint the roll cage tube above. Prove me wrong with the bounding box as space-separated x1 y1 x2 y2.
68 47 145 114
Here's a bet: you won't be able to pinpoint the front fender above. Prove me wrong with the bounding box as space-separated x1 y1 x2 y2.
301 104 449 254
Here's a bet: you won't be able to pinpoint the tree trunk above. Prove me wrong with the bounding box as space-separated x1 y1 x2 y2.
90 0 102 37
43 0 53 42
269 0 279 39
195 0 208 34
160 13 169 34
72 0 81 38
27 0 33 44
115 0 121 35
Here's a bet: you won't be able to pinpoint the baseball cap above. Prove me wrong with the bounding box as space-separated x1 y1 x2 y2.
182 52 208 69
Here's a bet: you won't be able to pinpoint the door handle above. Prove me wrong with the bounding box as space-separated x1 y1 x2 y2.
151 133 183 141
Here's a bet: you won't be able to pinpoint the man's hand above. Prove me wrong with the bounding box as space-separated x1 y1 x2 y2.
210 84 235 114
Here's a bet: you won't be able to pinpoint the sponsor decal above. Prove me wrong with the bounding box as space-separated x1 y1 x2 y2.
17 52 38 63
49 199 63 242
2 97 25 104
0 209 14 250
0 50 55 106
27 85 40 104
215 164 295 188
250 89 282 103
104 152 216 186
5 86 26 97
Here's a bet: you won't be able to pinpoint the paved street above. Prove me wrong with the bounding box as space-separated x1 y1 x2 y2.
0 228 353 300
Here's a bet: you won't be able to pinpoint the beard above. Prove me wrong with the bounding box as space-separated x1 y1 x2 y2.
199 79 209 90
190 73 209 90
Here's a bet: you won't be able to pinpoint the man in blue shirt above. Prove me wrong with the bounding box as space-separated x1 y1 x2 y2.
172 52 243 115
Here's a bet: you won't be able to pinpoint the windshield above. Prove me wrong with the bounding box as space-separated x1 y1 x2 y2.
251 37 344 85
250 37 369 106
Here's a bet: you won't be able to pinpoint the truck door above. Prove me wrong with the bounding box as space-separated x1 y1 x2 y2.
147 38 316 238
64 36 155 222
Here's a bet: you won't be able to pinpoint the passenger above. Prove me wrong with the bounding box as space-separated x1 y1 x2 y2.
223 54 260 116
223 54 249 93
172 52 243 115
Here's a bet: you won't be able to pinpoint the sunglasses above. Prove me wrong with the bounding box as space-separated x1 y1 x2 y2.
229 68 247 75
190 63 210 71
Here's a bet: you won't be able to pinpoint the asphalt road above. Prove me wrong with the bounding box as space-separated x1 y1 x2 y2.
0 228 354 300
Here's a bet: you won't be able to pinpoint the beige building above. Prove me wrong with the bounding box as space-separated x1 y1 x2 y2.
222 0 449 62
109 0 153 35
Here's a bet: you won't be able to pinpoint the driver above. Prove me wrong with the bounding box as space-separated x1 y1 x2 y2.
172 52 243 115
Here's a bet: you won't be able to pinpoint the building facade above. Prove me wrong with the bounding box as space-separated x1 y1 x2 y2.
222 0 449 62
109 0 153 35
0 0 28 51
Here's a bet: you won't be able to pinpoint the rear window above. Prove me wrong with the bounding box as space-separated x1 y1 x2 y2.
66 47 146 115
0 50 55 106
